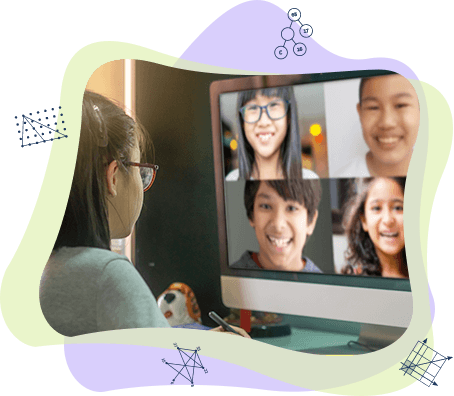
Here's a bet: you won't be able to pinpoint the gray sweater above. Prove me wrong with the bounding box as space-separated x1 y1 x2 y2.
39 247 170 336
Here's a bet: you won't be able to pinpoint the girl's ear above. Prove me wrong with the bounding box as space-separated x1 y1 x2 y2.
306 210 318 236
360 214 368 232
106 160 119 197
356 102 362 117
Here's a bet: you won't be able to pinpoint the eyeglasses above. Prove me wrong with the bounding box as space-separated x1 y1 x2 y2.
126 162 159 192
239 99 289 124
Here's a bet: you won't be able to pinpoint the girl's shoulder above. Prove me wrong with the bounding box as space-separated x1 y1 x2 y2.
332 156 370 178
50 246 129 270
302 168 319 179
340 262 364 275
225 169 240 181
226 168 319 180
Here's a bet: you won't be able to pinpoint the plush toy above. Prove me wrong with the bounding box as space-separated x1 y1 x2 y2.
157 282 202 326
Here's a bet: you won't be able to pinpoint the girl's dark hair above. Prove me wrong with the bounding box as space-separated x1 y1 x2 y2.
341 177 408 277
54 90 149 251
236 86 302 179
244 179 321 224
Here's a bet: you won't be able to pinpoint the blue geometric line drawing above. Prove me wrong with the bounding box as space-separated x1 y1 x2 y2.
161 343 208 387
274 8 314 60
15 106 68 148
399 338 451 387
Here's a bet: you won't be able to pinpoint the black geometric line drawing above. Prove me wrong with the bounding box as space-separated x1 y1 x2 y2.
15 107 68 148
399 338 451 387
274 8 313 60
161 343 208 387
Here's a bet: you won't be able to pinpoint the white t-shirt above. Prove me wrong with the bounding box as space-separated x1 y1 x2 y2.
333 156 370 178
225 168 319 181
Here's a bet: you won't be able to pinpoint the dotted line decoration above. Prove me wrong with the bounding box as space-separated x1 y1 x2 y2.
15 106 68 148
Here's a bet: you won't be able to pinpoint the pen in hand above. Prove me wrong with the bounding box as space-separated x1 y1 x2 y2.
208 311 241 335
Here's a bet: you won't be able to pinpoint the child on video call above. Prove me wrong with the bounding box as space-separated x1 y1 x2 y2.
335 73 419 178
230 179 323 273
39 91 249 338
226 86 318 180
341 177 408 278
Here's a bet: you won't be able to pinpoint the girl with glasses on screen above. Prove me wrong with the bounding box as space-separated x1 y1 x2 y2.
39 91 249 337
225 86 318 181
340 177 408 278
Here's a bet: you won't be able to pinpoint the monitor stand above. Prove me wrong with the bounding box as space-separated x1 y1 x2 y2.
302 323 407 355
356 323 407 350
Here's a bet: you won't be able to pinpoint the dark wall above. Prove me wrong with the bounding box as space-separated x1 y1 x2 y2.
303 179 335 273
134 61 241 325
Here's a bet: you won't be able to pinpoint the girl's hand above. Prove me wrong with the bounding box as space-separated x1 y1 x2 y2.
209 325 251 338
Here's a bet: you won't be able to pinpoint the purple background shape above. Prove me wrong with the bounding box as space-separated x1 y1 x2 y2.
177 1 418 80
65 343 308 392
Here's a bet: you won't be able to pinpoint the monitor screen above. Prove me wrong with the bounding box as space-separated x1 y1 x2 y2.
210 71 414 328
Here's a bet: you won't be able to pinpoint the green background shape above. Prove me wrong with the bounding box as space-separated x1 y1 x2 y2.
1 42 452 394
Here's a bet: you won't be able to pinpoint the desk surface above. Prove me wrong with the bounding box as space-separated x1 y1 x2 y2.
256 327 368 355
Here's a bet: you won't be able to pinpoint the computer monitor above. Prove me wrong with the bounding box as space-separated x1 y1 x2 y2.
209 71 413 346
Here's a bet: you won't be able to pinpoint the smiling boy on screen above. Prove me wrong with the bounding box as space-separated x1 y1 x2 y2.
231 179 323 273
335 74 420 178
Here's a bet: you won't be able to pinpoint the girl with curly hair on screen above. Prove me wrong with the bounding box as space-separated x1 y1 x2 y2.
341 177 409 278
